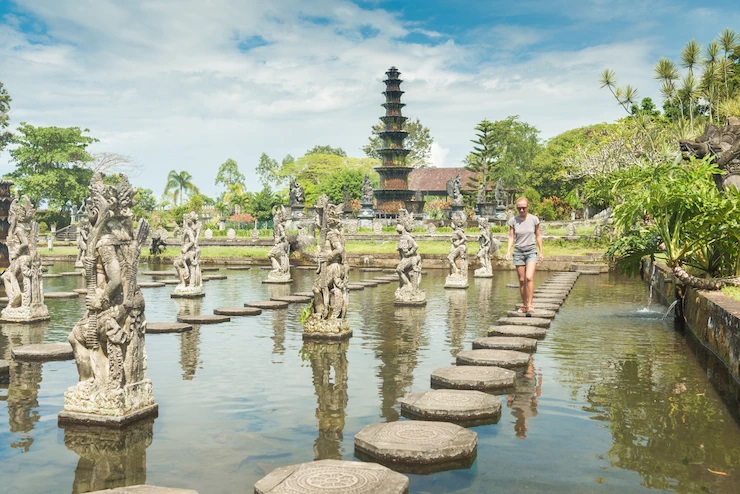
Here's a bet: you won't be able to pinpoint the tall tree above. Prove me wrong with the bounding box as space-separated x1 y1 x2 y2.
363 117 433 168
214 158 245 189
463 119 496 194
8 123 97 210
306 145 346 157
0 82 11 153
255 152 280 188
164 170 199 206
719 28 737 100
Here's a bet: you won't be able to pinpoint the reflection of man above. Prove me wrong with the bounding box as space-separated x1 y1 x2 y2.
507 361 541 439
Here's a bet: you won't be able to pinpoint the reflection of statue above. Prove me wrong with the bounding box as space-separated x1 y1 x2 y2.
265 205 291 283
679 117 740 190
173 212 203 297
449 174 464 207
361 174 374 204
474 217 494 278
304 196 350 338
1 196 48 322
445 213 468 288
289 177 305 204
6 360 43 451
61 172 157 425
75 215 90 268
395 208 426 305
446 289 468 357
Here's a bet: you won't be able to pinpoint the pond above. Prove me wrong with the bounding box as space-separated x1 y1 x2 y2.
1 263 739 493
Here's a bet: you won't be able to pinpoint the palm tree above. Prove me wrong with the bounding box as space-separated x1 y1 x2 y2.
681 40 702 129
719 28 737 101
164 170 199 206
681 73 700 129
655 58 681 120
702 41 721 122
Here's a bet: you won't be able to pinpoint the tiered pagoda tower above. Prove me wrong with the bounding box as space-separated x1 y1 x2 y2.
373 67 415 216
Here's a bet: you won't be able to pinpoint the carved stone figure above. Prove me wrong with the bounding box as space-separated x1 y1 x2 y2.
290 177 306 205
445 212 469 288
149 232 166 256
449 174 464 207
474 217 494 278
304 196 350 339
494 179 505 206
60 172 156 426
679 117 740 190
75 215 90 268
361 175 374 204
265 205 292 284
0 196 49 322
172 212 203 298
476 183 486 204
395 208 426 305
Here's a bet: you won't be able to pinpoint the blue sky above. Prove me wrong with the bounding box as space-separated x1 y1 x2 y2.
1 0 739 198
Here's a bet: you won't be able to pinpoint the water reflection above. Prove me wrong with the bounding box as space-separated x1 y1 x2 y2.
475 278 496 331
63 419 154 493
446 289 467 356
174 299 202 380
507 360 541 439
303 340 348 460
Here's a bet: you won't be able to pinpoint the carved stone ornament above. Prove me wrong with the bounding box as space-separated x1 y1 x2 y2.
394 208 426 305
265 205 292 284
172 212 204 298
445 212 469 288
474 216 494 278
679 117 740 190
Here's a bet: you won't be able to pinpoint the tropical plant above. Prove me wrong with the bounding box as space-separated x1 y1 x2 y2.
164 170 199 206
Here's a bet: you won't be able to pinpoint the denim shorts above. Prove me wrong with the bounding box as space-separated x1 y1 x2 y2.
513 246 538 266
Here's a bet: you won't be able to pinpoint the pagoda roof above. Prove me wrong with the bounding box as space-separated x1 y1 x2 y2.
408 167 484 194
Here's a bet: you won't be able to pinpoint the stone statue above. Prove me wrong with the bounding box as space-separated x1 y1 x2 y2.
680 117 740 190
75 215 90 268
265 205 292 284
60 172 156 426
445 212 469 288
394 208 426 305
149 232 166 255
304 196 350 339
449 174 464 207
0 196 48 322
476 183 486 204
361 175 374 204
290 177 306 204
494 179 505 206
172 211 203 298
474 217 494 278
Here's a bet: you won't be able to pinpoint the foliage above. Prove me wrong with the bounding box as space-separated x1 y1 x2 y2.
245 184 281 222
215 158 245 189
164 170 199 206
306 145 346 157
317 168 374 205
133 187 157 219
255 153 281 188
90 152 138 175
423 198 451 219
363 117 433 168
0 82 12 153
229 212 255 224
7 123 97 211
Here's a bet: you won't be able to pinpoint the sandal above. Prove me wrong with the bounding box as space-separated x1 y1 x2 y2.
517 306 528 314
525 306 535 317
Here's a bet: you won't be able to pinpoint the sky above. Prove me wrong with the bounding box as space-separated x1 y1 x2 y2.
1 0 739 198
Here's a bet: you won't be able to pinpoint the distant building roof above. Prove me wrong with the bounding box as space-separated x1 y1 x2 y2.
407 168 482 194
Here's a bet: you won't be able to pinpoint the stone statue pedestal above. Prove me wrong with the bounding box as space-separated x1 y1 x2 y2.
493 205 507 222
58 379 158 428
290 203 306 220
394 286 426 306
171 285 205 298
303 315 352 340
0 305 50 323
445 258 469 288
474 266 494 278
262 270 292 284
407 199 425 220
358 203 375 229
446 204 466 222
476 202 496 219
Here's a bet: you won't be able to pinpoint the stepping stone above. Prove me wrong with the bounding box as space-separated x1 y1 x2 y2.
147 322 193 334
378 275 398 281
246 300 289 310
214 307 262 316
254 459 408 494
430 366 515 390
201 266 220 272
295 265 316 270
506 309 556 319
42 273 62 278
497 317 551 328
160 279 180 285
534 289 569 297
505 283 519 288
372 278 393 284
139 282 166 288
539 285 572 292
354 421 477 467
73 288 88 294
354 280 378 287
456 349 531 368
0 296 7 303
400 389 502 424
226 266 251 270
59 271 83 277
176 314 230 325
292 291 313 298
259 266 272 270
472 336 537 352
11 343 74 361
141 271 176 276
86 487 198 494
202 274 227 280
359 267 383 272
489 325 547 339
347 283 365 291
271 294 312 303
41 261 54 266
516 302 560 311
44 291 80 299
532 297 565 305
0 359 9 383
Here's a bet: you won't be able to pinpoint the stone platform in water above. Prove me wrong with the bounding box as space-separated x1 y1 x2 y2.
225 266 251 270
400 389 501 425
456 349 531 368
430 366 515 390
516 302 560 311
44 291 80 299
354 280 379 287
372 278 393 284
73 288 88 294
176 314 230 325
214 307 262 316
202 274 227 280
378 275 399 281
497 317 551 328
42 273 62 278
139 282 166 288
254 459 408 494
0 359 9 382
532 297 566 305
141 270 176 276
271 294 312 303
201 266 220 272
292 291 313 298
86 485 198 493
347 283 365 291
59 271 83 277
295 265 316 270
246 300 289 310
147 322 193 334
488 325 547 339
506 309 556 319
160 279 180 285
58 403 159 428
354 421 477 472
472 336 537 352
11 343 74 361
534 288 570 296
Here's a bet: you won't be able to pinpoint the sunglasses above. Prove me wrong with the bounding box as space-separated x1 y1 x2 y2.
517 206 528 210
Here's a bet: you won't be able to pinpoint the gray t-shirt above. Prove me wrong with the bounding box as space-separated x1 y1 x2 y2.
508 214 540 250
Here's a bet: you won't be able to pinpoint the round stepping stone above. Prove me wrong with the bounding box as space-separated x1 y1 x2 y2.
516 302 560 311
44 291 80 299
539 286 571 293
214 307 262 316
295 265 316 270
532 297 565 305
378 275 398 281
354 421 477 466
176 314 230 324
139 281 166 288
354 280 378 287
73 288 88 294
489 325 547 339
42 273 62 278
59 271 83 277
271 295 312 303
226 266 252 270
372 278 393 284
141 271 176 276
11 343 74 361
456 349 530 368
246 300 289 310
472 336 537 352
254 459 408 494
505 283 519 288
359 267 383 272
431 366 515 390
497 317 551 328
400 389 502 424
202 274 227 280
159 279 181 285
506 309 556 319
201 266 220 272
347 283 365 291
292 291 313 298
41 261 54 266
0 359 9 382
147 322 193 334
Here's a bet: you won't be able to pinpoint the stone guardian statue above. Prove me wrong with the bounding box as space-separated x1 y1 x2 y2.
445 212 469 288
264 205 292 284
474 217 494 278
172 211 204 298
394 208 426 305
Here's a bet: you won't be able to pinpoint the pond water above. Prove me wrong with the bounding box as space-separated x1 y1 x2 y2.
1 263 739 493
